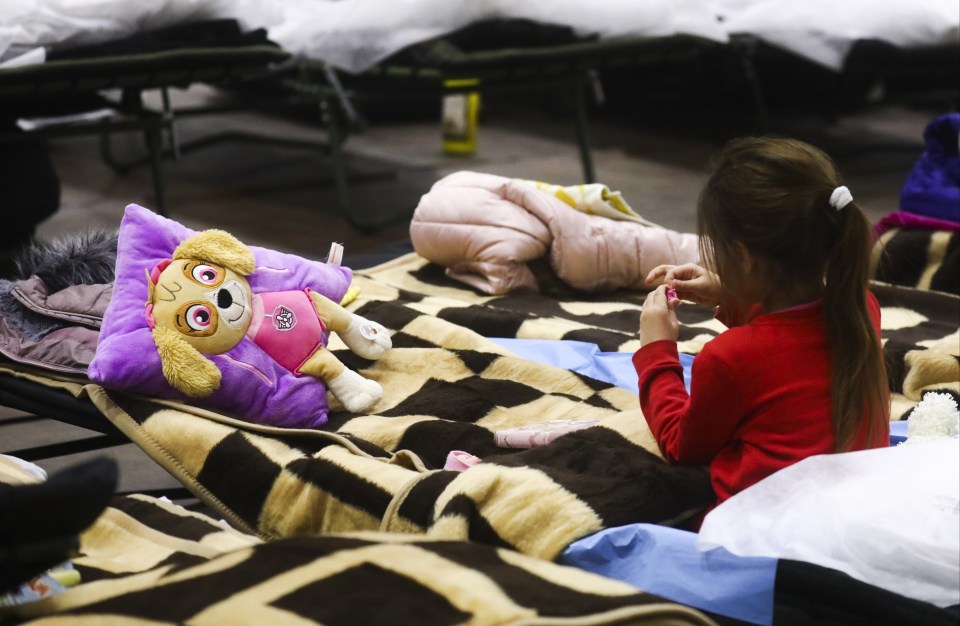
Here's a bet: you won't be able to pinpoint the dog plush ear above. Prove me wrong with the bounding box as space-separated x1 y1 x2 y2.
172 230 255 276
152 327 222 398
145 268 156 303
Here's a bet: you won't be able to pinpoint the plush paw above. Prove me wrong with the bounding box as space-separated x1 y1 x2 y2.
341 316 392 360
327 368 383 413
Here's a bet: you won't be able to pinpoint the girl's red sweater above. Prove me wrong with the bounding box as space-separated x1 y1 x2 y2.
633 293 889 522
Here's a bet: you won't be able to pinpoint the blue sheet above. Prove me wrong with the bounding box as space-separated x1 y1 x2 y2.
889 419 908 445
559 523 778 626
489 338 693 393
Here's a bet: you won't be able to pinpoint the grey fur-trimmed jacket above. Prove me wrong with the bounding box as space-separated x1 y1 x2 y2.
0 276 111 374
0 232 117 374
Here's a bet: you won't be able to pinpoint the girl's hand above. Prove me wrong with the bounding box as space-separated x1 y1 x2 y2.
645 263 722 308
640 284 681 345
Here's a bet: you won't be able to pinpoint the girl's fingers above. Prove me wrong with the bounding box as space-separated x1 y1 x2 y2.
642 286 660 309
649 284 675 309
667 279 690 302
670 265 694 281
646 286 662 304
645 265 671 284
640 284 680 345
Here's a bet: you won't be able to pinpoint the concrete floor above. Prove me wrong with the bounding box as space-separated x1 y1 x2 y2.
0 80 946 510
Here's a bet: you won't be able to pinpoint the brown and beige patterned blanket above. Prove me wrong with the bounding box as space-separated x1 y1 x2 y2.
15 256 954 544
0 464 716 626
78 253 720 558
1 252 957 624
68 254 959 551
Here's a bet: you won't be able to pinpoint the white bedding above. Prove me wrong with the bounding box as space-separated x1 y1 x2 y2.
2 0 958 73
714 0 960 71
0 0 281 65
268 0 958 73
697 438 960 608
268 0 729 74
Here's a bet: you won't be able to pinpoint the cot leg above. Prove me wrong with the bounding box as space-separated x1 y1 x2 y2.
98 88 170 215
574 73 596 184
99 122 170 215
731 35 771 133
144 124 168 216
319 95 353 227
99 129 124 173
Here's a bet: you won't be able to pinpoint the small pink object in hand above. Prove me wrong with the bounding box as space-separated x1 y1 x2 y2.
665 287 678 301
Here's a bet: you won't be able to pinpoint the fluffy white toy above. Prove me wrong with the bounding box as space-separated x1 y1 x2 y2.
903 391 960 445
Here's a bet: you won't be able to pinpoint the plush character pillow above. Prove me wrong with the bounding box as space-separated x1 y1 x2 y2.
88 205 391 428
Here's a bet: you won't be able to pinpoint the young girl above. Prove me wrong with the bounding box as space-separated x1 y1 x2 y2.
634 137 889 523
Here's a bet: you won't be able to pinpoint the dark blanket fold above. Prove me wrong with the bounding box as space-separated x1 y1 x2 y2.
47 19 278 61
771 560 960 626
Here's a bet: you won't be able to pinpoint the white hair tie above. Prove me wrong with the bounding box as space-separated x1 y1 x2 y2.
829 186 853 210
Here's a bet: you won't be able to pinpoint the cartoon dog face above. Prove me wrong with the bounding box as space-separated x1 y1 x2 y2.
150 259 252 355
145 229 257 398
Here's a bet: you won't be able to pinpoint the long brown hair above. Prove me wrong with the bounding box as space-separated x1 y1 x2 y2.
698 136 887 450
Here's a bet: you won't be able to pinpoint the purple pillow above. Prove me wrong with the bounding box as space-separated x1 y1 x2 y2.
88 204 352 428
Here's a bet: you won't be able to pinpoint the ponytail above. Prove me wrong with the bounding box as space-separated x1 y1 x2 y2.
823 202 888 451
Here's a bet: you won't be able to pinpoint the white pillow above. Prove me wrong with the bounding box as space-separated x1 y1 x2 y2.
696 438 960 608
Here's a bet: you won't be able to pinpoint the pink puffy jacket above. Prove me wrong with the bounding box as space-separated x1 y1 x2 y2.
410 171 700 294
